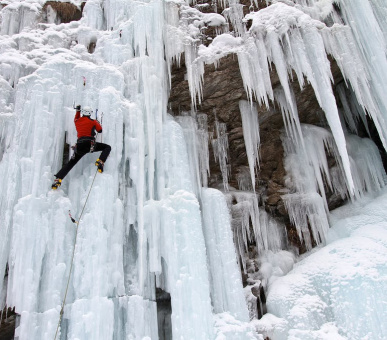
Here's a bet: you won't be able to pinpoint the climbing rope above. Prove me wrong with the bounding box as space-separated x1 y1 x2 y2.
53 168 99 340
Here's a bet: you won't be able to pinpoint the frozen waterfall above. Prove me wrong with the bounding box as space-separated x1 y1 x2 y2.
0 0 251 339
1 0 387 339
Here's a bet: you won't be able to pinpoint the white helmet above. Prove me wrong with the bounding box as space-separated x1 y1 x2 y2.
82 106 93 117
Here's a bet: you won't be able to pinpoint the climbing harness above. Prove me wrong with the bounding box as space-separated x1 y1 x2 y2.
53 168 99 340
90 139 96 152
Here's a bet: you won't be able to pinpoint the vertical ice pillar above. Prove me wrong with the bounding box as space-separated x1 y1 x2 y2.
211 118 230 191
239 100 260 190
202 188 249 321
175 115 204 197
145 119 215 339
337 0 387 151
175 113 210 196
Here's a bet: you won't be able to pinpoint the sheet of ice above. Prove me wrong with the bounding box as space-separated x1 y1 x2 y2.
256 188 387 340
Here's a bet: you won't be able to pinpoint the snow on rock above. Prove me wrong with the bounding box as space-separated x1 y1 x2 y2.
214 312 261 340
198 33 243 63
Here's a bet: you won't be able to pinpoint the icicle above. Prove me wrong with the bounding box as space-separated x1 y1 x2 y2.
211 116 230 191
336 83 370 136
259 208 286 253
236 166 253 192
222 3 246 37
237 36 273 107
273 86 304 147
282 192 329 251
229 191 260 271
197 113 211 188
282 123 386 248
227 190 286 270
333 0 387 154
239 100 260 190
175 113 210 197
244 3 355 192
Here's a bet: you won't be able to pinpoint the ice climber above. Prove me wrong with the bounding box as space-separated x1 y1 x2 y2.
51 105 111 190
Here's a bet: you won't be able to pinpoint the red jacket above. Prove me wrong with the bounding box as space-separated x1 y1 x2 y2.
74 110 102 139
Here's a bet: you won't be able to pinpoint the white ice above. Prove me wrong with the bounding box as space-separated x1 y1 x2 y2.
1 0 387 339
255 188 387 339
282 124 385 249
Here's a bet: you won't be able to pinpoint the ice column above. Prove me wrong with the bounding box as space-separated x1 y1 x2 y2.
239 100 260 190
212 118 230 191
335 0 387 152
336 83 370 136
175 113 210 196
145 118 215 339
202 188 249 321
274 86 304 146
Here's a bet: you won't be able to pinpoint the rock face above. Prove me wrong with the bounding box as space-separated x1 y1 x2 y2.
0 307 16 340
169 52 347 251
42 1 82 24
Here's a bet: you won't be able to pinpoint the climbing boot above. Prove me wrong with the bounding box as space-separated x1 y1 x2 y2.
95 159 104 173
52 178 62 190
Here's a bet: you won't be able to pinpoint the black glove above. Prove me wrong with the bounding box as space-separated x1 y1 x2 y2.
75 105 81 111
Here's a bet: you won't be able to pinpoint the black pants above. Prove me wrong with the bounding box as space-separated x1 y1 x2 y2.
55 140 111 180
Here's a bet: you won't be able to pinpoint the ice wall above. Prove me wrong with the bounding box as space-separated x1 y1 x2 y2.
0 0 253 339
1 0 387 339
256 188 387 340
282 124 386 249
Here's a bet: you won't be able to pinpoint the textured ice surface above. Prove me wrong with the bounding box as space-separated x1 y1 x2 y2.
202 188 249 320
255 188 387 340
0 0 252 338
282 124 385 249
239 100 260 190
1 0 387 339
